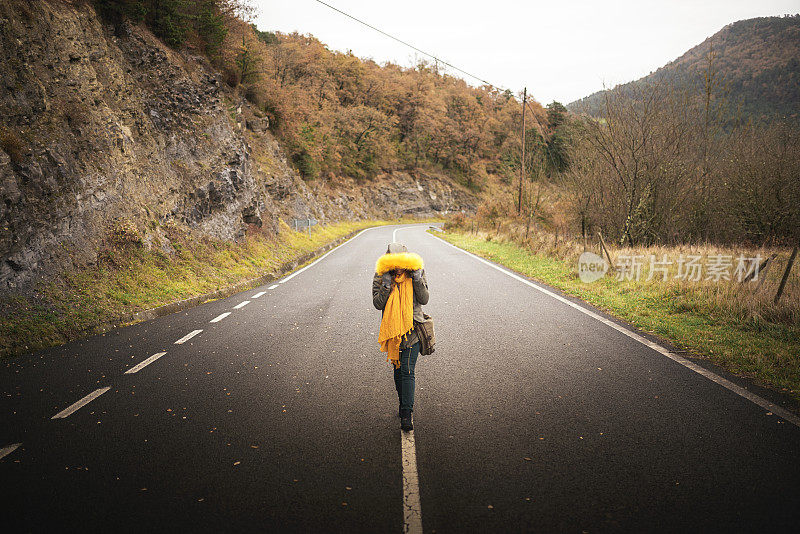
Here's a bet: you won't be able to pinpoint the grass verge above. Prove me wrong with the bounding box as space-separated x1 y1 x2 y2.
1 218 438 358
437 229 800 403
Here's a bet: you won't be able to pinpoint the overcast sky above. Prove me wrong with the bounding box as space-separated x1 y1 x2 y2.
252 0 800 104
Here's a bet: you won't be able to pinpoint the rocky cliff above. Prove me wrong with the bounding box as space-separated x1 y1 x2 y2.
0 0 475 290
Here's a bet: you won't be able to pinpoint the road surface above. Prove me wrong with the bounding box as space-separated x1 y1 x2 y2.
2 223 799 532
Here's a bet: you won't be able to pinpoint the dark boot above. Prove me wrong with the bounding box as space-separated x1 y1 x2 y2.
400 409 413 431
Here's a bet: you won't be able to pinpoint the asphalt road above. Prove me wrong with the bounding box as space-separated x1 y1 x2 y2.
2 223 799 533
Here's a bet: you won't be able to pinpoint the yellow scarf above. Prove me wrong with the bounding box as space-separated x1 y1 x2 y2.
379 271 415 368
376 252 424 368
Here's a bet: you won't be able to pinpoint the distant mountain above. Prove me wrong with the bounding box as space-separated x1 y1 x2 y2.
568 15 800 122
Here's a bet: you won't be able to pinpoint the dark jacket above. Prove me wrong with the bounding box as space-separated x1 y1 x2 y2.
372 270 429 349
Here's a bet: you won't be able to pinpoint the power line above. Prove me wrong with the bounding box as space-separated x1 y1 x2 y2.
311 0 500 89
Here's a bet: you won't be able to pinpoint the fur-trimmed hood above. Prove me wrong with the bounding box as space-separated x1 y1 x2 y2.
375 252 424 275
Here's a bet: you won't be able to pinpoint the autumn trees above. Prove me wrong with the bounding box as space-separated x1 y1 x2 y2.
94 2 550 192
565 76 800 247
218 28 538 188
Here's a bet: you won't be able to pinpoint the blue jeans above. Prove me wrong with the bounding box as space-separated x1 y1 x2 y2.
394 342 420 411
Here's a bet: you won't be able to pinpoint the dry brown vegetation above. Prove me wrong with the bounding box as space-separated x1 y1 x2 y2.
563 82 800 247
450 215 800 326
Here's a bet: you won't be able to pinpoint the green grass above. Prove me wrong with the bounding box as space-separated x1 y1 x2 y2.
0 218 440 358
437 230 800 402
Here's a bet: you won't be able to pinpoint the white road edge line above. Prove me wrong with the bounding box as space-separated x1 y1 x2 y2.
0 443 21 461
401 430 423 534
252 291 266 299
268 284 278 290
210 312 231 323
124 352 167 374
431 232 800 428
278 226 380 284
233 300 250 309
175 329 203 344
392 226 418 243
51 387 111 419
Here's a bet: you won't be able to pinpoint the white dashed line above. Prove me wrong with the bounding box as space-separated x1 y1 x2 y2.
124 352 167 374
175 329 203 344
0 443 21 461
51 387 111 419
268 284 278 290
279 261 318 283
252 291 266 299
432 233 800 428
210 312 231 323
401 430 423 534
233 300 250 309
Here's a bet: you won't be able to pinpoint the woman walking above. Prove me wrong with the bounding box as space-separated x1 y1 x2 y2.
372 242 429 431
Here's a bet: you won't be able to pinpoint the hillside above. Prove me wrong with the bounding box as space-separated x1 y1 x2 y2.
568 15 800 122
0 0 481 292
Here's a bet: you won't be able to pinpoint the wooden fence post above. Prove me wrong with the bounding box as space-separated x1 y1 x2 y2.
598 231 614 271
754 254 777 292
743 254 774 283
774 245 798 304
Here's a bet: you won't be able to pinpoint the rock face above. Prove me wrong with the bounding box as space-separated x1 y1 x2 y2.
0 0 476 290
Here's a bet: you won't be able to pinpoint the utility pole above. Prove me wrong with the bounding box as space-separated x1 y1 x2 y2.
517 87 527 214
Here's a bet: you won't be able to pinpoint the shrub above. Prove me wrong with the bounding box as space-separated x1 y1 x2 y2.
109 219 143 249
443 212 468 231
291 149 318 180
